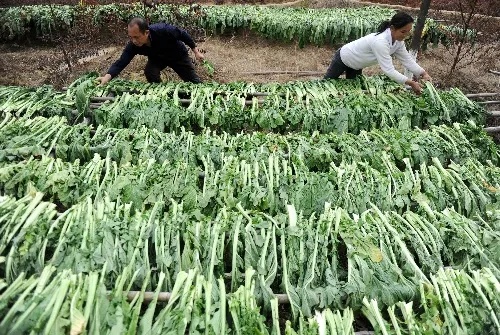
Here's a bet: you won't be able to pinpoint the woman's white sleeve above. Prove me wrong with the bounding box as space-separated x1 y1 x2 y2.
394 44 425 77
371 40 409 84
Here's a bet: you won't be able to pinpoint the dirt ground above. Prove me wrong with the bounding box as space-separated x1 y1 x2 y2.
1 30 498 95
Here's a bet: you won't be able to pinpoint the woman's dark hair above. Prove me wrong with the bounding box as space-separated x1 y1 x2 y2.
376 12 414 34
128 17 149 33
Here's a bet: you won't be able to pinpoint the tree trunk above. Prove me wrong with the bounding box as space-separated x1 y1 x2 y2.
410 0 432 52
404 0 432 79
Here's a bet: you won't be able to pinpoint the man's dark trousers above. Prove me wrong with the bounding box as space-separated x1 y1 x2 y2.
144 57 201 83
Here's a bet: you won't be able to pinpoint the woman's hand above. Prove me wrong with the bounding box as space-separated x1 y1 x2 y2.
406 79 423 95
420 72 432 82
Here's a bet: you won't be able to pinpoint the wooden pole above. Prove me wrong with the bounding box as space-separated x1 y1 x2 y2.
465 92 499 98
478 101 500 105
483 126 500 133
89 92 277 101
91 91 498 101
91 96 115 102
89 103 104 109
248 92 275 97
486 111 500 117
87 90 497 100
88 99 264 109
409 0 431 52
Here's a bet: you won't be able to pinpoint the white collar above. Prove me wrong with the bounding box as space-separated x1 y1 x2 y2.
384 28 393 43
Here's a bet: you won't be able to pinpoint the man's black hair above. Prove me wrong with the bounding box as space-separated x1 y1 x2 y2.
128 17 149 33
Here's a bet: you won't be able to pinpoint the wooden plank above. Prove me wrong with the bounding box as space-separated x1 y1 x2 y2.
486 111 500 117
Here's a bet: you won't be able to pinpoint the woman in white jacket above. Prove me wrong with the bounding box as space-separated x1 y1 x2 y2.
324 12 432 94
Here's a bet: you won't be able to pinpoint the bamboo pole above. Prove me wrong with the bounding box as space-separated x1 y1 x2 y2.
483 126 500 133
88 99 499 110
489 70 500 76
84 90 498 100
248 92 275 97
90 91 498 101
465 92 499 98
89 99 264 109
486 111 500 117
91 96 115 102
478 101 500 105
89 92 278 102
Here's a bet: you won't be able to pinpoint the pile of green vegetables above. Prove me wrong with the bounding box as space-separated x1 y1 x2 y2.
0 73 497 334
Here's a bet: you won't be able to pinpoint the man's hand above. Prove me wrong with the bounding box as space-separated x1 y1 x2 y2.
97 74 112 85
193 47 205 62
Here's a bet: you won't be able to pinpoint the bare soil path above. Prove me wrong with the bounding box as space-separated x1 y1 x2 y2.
1 31 499 94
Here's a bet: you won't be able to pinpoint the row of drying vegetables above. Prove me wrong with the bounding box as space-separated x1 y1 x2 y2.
1 145 499 217
0 4 456 50
0 75 496 333
0 105 498 326
0 113 496 172
1 75 403 115
1 189 499 322
93 88 481 134
77 73 404 98
0 76 485 135
0 75 407 125
1 261 497 334
1 114 499 215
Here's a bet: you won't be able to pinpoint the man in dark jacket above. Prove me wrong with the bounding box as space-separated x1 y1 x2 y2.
98 17 204 84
